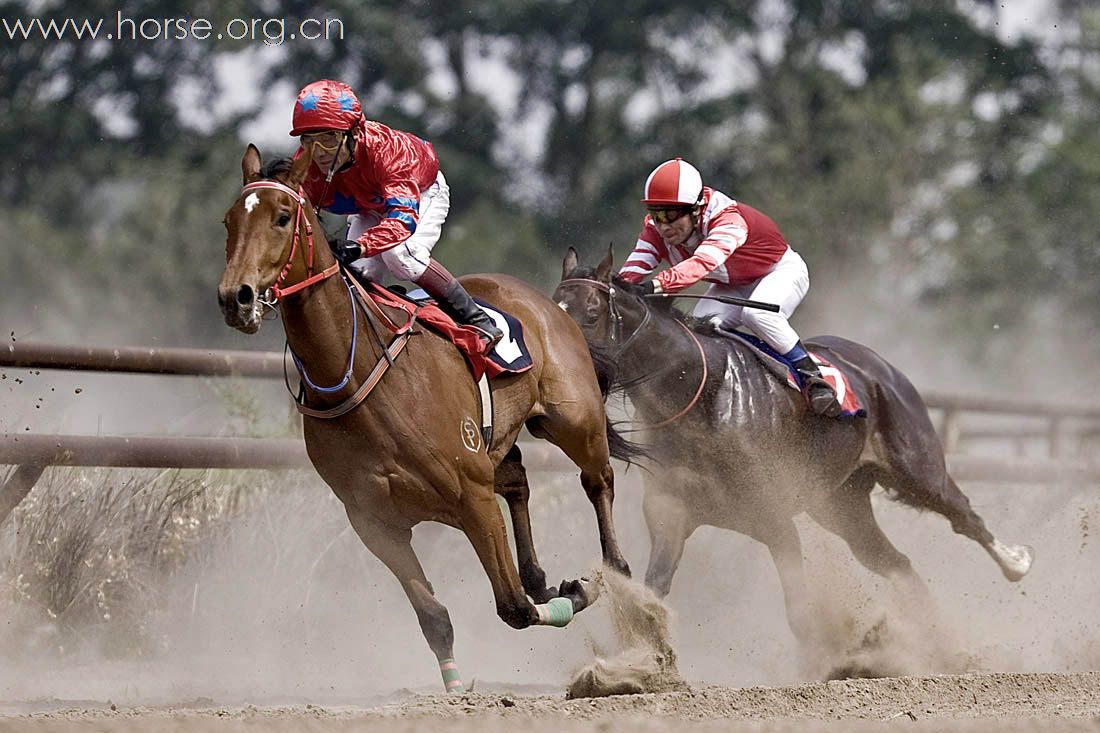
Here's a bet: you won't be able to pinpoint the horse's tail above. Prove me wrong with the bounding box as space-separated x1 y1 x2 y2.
606 416 648 467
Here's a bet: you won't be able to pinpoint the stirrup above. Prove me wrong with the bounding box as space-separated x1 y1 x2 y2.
804 379 842 417
468 324 503 353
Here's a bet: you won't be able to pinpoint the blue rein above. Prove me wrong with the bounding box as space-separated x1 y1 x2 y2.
289 275 359 393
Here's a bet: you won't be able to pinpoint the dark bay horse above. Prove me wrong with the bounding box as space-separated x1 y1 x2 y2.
554 247 1033 649
217 145 636 692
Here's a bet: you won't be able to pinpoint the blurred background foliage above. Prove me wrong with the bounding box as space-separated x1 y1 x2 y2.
1 0 1097 381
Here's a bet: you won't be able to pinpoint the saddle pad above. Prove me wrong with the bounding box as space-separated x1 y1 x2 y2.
373 284 534 380
717 328 866 418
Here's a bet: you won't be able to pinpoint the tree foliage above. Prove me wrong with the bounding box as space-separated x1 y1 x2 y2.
0 0 1093 362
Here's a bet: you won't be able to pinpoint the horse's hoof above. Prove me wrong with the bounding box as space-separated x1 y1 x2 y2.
993 541 1034 581
606 557 632 578
559 577 600 614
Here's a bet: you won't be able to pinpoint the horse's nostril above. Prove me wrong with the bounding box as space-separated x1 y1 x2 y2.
236 284 255 306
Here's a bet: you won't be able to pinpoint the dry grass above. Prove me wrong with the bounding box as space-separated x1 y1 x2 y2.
0 466 311 659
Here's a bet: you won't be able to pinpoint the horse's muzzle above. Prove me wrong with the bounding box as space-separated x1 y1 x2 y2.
218 282 261 334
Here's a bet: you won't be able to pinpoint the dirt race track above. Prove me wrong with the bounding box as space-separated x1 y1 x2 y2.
2 672 1100 732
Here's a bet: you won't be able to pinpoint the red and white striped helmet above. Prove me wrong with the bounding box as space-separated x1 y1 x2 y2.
641 158 703 206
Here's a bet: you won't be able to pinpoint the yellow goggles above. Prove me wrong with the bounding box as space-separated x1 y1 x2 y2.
301 131 343 152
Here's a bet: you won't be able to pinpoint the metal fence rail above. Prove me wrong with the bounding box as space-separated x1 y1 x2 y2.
6 432 1099 482
1 342 284 378
3 340 1100 527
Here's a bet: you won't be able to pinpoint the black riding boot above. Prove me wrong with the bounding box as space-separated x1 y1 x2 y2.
416 260 504 351
791 353 842 418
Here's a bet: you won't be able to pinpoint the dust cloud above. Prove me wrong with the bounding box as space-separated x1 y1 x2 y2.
2 277 1100 711
566 569 687 697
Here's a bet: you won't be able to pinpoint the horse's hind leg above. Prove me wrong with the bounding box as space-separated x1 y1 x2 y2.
898 469 1033 581
495 444 557 603
459 484 598 629
878 423 1034 581
527 414 630 577
343 506 465 693
808 469 931 604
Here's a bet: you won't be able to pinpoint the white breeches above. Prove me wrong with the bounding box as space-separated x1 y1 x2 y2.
347 170 450 282
691 247 809 354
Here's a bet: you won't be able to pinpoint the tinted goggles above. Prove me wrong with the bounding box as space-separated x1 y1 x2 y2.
647 207 692 224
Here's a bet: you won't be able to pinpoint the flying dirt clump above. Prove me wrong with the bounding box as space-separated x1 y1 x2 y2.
566 569 689 698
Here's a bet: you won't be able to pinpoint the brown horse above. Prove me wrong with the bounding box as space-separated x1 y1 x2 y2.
218 145 637 693
555 247 1033 652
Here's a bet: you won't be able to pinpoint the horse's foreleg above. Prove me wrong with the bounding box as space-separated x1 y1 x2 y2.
758 521 815 644
343 507 465 694
580 461 631 577
495 444 557 603
642 489 693 597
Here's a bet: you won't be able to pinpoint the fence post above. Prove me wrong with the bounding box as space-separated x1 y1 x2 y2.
1049 416 1067 458
0 463 46 525
941 408 962 454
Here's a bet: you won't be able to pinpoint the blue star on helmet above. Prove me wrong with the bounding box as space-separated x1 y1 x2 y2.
299 92 319 111
337 93 356 112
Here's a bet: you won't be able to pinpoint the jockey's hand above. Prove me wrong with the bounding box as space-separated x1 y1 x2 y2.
331 238 364 266
618 280 659 297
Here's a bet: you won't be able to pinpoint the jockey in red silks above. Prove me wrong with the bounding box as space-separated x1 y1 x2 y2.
290 79 503 350
618 158 842 417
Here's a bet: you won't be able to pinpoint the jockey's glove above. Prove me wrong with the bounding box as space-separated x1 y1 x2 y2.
619 280 659 297
331 238 364 266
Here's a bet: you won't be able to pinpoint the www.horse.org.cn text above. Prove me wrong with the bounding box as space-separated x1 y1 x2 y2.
2 13 345 45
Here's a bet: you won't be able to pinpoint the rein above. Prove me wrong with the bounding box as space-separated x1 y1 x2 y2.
558 278 708 427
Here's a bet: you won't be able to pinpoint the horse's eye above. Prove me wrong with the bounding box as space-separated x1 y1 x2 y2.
277 212 292 227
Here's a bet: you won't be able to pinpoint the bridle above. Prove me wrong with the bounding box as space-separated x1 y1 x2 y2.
239 179 340 303
557 278 708 428
557 278 651 352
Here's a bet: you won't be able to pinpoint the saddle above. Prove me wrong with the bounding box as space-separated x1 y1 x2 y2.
339 273 535 444
706 324 866 418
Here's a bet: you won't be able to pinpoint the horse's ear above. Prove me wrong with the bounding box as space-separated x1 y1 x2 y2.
242 144 262 184
595 243 614 283
287 144 313 189
562 247 579 280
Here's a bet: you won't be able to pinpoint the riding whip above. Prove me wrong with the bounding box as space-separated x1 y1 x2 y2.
644 292 781 313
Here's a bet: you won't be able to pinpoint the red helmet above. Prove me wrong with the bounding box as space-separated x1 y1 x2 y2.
290 79 363 136
641 158 704 206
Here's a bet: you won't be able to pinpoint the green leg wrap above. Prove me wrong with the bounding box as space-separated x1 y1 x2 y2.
439 658 465 693
534 596 574 627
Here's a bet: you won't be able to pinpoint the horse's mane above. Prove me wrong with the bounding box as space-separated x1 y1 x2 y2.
587 274 739 396
260 156 293 181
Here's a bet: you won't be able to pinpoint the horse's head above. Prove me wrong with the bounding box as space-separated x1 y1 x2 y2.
553 245 650 349
218 143 329 334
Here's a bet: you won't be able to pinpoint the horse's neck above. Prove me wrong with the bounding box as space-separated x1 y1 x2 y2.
280 275 378 389
622 315 760 416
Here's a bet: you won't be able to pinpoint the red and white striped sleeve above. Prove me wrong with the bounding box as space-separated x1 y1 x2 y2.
653 207 748 292
618 221 666 283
